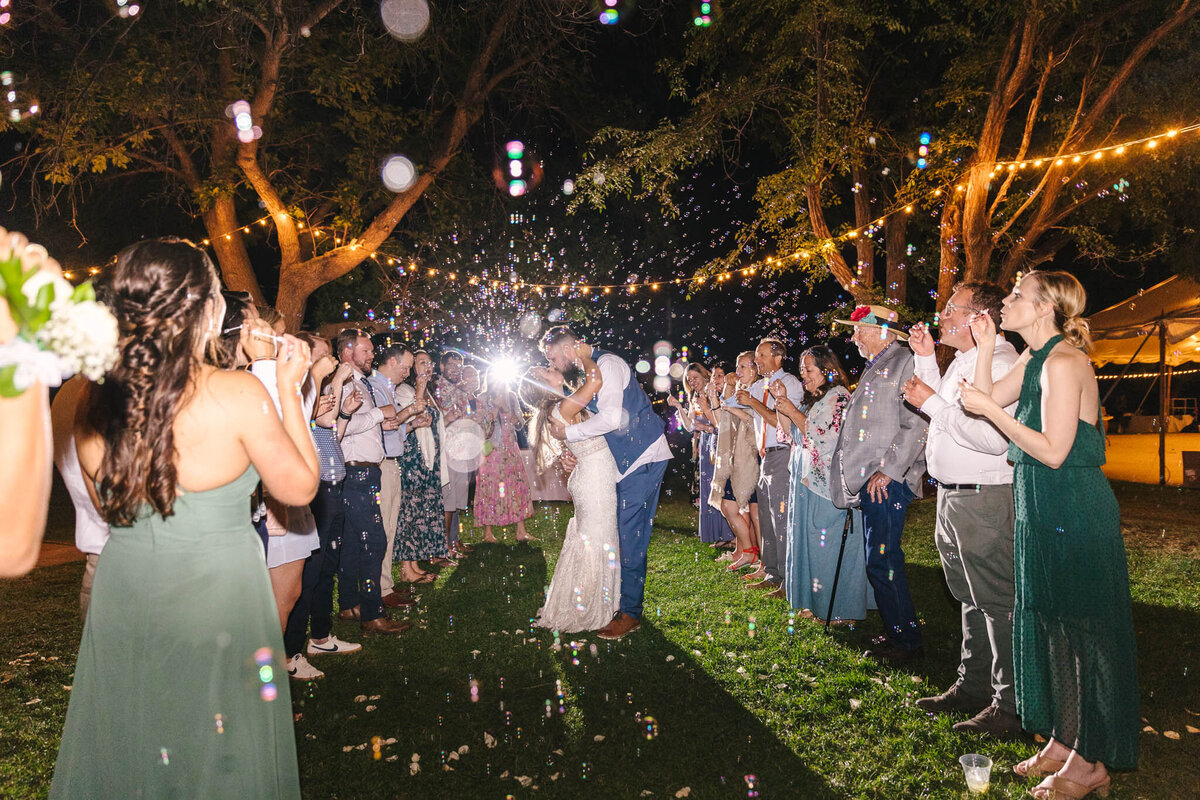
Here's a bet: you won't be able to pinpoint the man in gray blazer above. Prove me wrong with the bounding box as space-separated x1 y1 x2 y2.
829 305 929 662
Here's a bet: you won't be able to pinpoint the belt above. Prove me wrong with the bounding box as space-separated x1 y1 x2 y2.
381 456 400 463
765 445 789 453
938 482 982 492
345 461 380 469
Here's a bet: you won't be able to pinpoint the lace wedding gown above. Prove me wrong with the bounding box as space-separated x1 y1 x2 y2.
534 405 621 632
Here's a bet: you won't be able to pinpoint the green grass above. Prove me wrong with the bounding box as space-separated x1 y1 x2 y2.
1 483 1198 799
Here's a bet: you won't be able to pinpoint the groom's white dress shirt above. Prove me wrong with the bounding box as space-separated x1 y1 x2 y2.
566 352 672 480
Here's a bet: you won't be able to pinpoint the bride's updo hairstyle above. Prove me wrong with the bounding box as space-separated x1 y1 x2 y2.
88 238 222 526
1026 270 1092 353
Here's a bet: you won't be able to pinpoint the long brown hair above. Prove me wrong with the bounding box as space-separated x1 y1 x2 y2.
88 238 221 526
517 366 586 481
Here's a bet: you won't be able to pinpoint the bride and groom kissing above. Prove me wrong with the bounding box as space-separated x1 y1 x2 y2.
517 326 672 640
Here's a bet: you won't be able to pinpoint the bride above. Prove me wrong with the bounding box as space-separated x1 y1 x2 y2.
519 344 620 633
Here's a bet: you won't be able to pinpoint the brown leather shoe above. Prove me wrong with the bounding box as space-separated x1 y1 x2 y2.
595 612 641 640
382 592 416 608
764 587 787 599
952 704 1022 737
916 683 987 714
456 543 476 553
337 606 361 621
361 616 412 636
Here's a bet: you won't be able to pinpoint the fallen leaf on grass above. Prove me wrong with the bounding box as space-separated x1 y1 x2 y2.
594 735 605 742
25 698 41 706
849 699 863 711
666 655 675 662
385 755 398 762
365 705 377 712
1142 725 1158 734
353 694 367 703
675 788 692 797
1186 725 1200 734
1164 730 1181 740
484 732 497 748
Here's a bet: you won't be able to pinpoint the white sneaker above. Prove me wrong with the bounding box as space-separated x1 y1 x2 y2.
306 635 363 656
287 653 325 680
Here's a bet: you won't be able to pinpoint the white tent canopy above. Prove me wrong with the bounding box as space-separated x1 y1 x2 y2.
1088 275 1200 367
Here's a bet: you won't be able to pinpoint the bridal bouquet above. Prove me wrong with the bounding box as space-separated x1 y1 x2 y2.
0 229 119 397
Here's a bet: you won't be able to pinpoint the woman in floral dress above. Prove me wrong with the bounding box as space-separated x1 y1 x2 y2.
474 370 534 543
772 345 867 624
394 350 449 582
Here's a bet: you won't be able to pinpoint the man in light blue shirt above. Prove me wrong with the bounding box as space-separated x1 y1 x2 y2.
736 338 804 596
367 342 416 608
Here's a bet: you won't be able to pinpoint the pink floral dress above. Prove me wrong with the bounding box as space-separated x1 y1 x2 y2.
473 391 533 526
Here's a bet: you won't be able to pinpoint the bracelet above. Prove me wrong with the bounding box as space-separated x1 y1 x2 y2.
338 411 352 420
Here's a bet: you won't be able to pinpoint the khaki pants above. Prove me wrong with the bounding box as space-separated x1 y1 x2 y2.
79 553 100 621
379 458 403 595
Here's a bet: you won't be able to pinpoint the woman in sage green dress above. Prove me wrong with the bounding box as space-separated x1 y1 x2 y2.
961 271 1138 800
50 239 321 799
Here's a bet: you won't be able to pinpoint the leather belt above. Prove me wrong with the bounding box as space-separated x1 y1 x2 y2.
764 445 789 452
938 483 982 491
345 461 380 469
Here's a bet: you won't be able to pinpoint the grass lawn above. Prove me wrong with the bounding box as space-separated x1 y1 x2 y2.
1 481 1197 799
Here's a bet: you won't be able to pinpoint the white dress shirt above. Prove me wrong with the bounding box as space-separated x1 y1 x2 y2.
914 338 1019 485
566 352 672 480
750 368 804 448
339 366 387 464
365 371 406 457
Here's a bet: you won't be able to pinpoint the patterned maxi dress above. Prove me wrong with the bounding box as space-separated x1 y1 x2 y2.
394 402 450 562
1010 335 1139 768
473 391 533 526
783 387 868 621
697 429 734 543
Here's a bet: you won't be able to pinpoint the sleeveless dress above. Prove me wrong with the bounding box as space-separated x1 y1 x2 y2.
534 405 622 632
50 465 301 799
394 403 450 562
473 392 533 526
1010 335 1139 769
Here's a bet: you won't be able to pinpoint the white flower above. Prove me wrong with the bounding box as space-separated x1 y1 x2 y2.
37 300 119 382
0 337 66 390
21 271 75 312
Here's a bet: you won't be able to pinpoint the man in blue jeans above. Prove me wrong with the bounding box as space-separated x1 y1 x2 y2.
829 305 930 662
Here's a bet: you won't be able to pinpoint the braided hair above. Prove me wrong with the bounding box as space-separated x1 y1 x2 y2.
87 238 222 526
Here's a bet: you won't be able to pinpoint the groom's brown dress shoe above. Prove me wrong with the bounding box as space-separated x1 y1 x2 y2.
337 606 361 621
596 612 641 640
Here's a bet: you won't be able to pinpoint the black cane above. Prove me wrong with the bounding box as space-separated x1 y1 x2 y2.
823 508 854 634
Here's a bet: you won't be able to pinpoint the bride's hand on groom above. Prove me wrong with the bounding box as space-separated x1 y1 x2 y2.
547 415 568 441
559 451 578 475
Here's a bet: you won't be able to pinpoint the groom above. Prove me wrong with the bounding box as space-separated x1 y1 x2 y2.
543 327 672 640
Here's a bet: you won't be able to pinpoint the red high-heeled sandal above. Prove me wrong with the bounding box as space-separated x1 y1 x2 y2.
726 547 760 570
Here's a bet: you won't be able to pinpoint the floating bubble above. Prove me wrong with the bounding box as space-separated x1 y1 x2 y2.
381 0 430 40
635 359 651 373
381 155 418 192
562 178 576 195
642 715 658 740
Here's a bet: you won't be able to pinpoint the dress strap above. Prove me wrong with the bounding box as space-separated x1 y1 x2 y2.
1029 334 1064 363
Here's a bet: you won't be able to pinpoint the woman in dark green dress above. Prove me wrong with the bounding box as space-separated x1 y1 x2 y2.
51 239 321 799
961 271 1138 800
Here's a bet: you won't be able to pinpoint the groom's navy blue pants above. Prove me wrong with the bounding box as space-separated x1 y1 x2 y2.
616 459 669 619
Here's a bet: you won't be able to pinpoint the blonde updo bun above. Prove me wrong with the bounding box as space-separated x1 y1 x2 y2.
1027 270 1092 353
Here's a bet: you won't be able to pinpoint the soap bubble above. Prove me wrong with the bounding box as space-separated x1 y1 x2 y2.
381 0 430 40
381 155 418 192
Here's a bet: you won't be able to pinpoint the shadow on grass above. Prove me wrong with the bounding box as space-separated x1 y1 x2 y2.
294 527 833 799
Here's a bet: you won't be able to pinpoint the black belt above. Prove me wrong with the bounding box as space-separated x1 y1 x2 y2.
938 482 983 491
345 461 380 469
765 445 789 453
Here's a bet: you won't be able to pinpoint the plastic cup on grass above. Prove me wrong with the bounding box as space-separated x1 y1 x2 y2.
958 754 993 793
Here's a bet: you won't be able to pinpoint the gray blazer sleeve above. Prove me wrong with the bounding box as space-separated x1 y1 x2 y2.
878 349 928 490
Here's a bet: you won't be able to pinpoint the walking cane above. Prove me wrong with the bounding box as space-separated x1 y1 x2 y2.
823 508 855 635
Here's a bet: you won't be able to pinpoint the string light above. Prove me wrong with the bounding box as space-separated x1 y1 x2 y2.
1097 367 1200 380
990 122 1200 173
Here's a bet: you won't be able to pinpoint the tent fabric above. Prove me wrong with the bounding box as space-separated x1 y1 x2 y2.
1087 276 1200 367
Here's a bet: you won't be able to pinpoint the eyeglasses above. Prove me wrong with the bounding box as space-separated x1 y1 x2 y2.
942 302 980 316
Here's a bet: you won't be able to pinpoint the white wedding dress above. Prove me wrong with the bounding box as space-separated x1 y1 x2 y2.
533 404 621 633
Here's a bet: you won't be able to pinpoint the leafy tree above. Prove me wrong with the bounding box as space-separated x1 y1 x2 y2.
577 0 1200 313
3 0 613 329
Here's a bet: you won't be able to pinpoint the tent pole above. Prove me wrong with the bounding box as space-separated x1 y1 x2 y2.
1159 320 1167 486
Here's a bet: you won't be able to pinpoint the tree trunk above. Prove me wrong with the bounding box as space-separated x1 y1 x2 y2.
202 198 264 304
936 194 962 310
851 161 874 287
884 212 907 305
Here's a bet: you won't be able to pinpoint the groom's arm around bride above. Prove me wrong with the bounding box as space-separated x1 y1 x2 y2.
540 327 671 639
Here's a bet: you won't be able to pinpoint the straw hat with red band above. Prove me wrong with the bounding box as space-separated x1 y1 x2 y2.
832 304 909 340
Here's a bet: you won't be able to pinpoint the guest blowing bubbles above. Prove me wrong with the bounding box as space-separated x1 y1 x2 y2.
960 272 1138 800
50 238 318 798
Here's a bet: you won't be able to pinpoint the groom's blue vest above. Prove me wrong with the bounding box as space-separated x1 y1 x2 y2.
589 347 666 474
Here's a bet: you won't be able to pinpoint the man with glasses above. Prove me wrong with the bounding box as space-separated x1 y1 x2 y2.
902 282 1021 736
